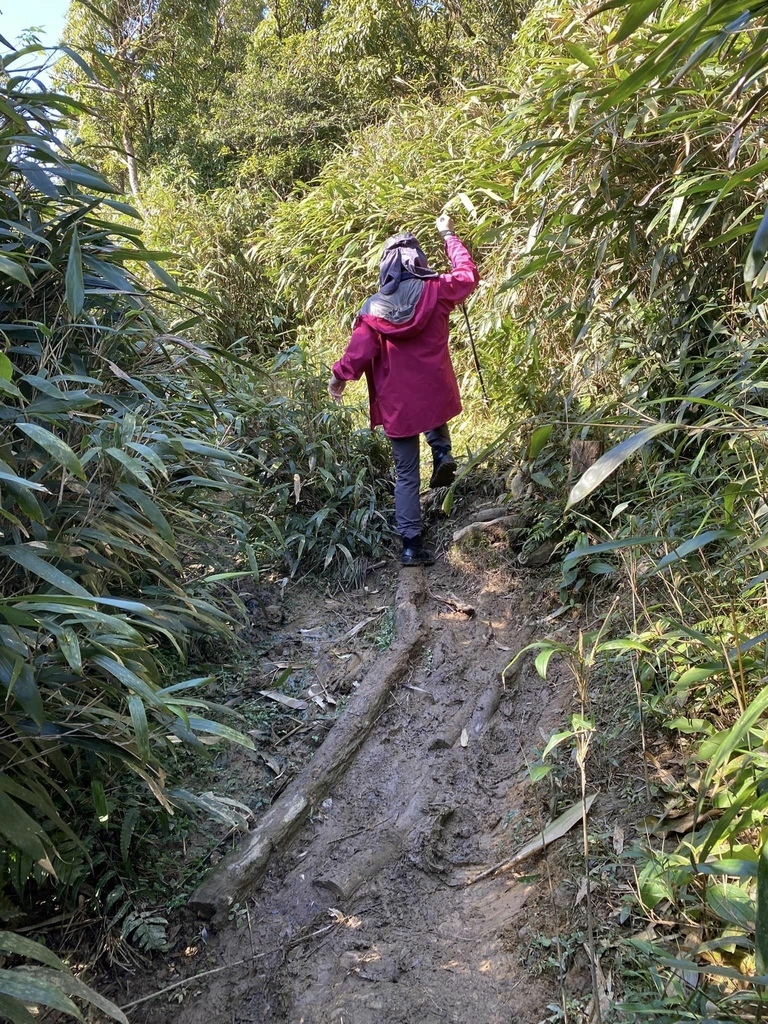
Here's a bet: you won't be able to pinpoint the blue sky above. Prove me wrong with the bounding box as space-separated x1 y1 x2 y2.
1 0 70 46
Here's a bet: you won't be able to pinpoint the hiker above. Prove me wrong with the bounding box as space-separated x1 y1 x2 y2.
328 213 480 567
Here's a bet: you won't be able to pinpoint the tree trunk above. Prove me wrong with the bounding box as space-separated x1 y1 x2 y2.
122 127 140 197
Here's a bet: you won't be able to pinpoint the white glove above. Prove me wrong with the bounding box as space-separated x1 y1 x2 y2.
436 213 455 236
328 374 346 403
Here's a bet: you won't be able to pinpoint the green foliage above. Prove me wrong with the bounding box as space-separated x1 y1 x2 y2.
0 55 395 1013
58 0 265 191
139 175 288 349
0 44 270 924
246 356 391 582
0 929 128 1022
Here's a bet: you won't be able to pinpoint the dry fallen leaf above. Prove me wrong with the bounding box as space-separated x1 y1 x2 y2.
260 752 282 775
575 876 588 906
468 793 598 884
293 472 302 504
460 727 469 748
613 824 625 855
345 615 379 639
259 690 309 711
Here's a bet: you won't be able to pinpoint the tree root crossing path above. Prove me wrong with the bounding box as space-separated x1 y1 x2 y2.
133 558 578 1024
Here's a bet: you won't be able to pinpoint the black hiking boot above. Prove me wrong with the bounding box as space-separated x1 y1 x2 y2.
429 449 457 490
401 535 436 567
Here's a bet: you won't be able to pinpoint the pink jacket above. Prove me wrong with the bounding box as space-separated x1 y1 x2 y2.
332 235 480 438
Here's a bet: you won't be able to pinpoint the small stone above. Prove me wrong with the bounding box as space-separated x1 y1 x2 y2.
518 540 557 568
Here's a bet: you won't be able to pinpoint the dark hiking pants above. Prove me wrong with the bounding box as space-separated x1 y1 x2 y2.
389 423 451 540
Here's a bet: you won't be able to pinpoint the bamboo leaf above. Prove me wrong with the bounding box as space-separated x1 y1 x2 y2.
562 42 596 68
0 971 81 1019
105 448 153 489
16 422 86 480
0 933 66 971
0 254 31 287
562 535 659 566
0 546 92 598
56 44 98 81
0 792 49 865
22 967 128 1023
14 160 59 198
527 424 553 460
0 651 43 724
91 779 109 825
651 529 736 572
185 715 256 748
120 807 140 862
699 684 768 811
55 626 82 673
566 424 675 509
65 227 84 317
91 656 164 708
611 0 662 43
0 993 36 1023
745 205 768 285
0 470 50 494
755 841 768 974
534 647 559 678
128 695 150 760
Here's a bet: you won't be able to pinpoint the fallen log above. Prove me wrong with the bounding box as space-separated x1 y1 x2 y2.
189 573 427 921
313 829 403 901
428 700 471 751
467 506 512 524
452 514 529 546
467 678 504 738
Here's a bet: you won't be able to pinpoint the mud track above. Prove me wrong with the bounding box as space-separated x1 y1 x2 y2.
131 555 577 1024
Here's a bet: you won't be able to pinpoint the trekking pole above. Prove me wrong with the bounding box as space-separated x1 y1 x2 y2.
461 303 489 405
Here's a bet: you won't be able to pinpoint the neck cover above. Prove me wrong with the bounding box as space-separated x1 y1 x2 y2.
359 232 439 324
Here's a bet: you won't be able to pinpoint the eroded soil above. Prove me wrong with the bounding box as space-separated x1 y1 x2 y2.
122 525 594 1024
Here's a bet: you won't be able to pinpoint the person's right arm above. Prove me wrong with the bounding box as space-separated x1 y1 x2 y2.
331 319 379 386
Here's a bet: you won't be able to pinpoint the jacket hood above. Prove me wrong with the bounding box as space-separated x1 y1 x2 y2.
358 279 439 340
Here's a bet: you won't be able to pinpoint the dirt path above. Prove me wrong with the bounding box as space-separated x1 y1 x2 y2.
128 543 581 1024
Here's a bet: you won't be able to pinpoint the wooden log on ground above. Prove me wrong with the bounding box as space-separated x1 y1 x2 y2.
189 573 428 921
452 514 529 546
467 661 520 738
313 829 403 901
467 506 512 524
468 678 504 738
428 700 470 751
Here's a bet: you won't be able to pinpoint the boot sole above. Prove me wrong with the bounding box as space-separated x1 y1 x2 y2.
429 460 457 489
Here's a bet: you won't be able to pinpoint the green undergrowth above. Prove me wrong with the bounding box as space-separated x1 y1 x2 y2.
0 48 396 1021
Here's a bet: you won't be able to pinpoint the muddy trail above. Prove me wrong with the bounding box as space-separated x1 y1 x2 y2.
124 521 597 1024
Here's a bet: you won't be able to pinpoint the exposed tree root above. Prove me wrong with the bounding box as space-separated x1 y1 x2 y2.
189 572 428 921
